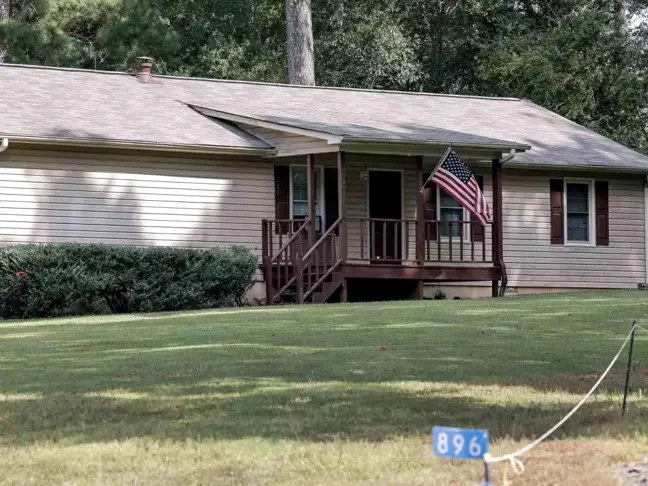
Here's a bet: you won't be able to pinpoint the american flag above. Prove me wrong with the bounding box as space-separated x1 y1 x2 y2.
426 149 490 226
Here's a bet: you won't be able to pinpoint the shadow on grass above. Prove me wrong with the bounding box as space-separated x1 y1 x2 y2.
1 378 647 447
1 291 647 448
1 341 647 448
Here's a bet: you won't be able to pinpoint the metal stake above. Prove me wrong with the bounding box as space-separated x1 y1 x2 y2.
482 461 491 486
622 320 636 417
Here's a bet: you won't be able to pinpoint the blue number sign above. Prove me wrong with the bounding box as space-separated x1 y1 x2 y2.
432 426 489 460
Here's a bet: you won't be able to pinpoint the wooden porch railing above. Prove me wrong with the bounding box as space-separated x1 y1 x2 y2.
357 218 416 262
350 218 493 264
423 220 491 263
262 217 495 304
262 218 311 303
262 218 344 304
300 218 342 303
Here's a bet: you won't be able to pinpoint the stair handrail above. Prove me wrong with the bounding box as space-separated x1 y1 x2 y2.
263 217 313 304
271 218 312 264
302 218 341 261
300 218 343 302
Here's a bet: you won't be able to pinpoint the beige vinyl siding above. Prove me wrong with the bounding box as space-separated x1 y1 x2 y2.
498 170 645 288
436 168 644 289
237 124 336 157
346 158 645 288
0 148 275 253
2 148 644 291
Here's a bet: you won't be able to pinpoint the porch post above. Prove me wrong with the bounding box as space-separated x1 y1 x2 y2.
491 158 503 297
306 154 316 248
338 151 348 303
262 219 273 305
416 155 425 266
337 151 347 261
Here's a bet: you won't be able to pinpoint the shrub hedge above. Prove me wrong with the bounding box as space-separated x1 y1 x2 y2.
0 243 258 319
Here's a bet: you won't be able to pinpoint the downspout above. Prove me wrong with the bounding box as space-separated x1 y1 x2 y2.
0 138 8 153
497 149 516 297
644 175 648 286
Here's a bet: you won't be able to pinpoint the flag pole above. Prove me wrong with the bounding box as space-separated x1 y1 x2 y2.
420 145 452 193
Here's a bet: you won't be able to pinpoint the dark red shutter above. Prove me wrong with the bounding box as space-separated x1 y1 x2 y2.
423 173 437 241
274 165 290 234
550 179 564 245
595 181 609 246
471 175 485 242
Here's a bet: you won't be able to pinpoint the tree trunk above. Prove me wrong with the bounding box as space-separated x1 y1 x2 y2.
614 0 627 34
285 0 315 85
0 0 10 63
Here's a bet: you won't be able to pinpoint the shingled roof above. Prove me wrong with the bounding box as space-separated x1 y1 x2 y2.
2 63 648 171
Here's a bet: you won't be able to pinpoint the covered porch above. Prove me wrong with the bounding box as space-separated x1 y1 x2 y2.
261 150 509 304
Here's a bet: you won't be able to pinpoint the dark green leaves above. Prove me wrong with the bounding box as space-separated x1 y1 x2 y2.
0 243 258 318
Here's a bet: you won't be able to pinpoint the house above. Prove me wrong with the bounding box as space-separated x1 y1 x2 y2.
1 59 647 303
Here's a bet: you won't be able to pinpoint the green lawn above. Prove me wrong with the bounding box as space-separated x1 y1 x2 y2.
1 291 648 485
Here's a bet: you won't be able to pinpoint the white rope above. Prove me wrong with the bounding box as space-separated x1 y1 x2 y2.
636 324 648 334
484 322 637 474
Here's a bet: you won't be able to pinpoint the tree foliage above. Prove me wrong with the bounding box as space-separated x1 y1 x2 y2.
2 0 648 152
478 1 648 152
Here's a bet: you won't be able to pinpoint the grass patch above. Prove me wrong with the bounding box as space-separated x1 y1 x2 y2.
1 291 648 484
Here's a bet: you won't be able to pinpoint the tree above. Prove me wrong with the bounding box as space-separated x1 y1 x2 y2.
151 0 286 81
0 0 10 62
285 0 315 85
313 0 421 90
3 0 648 155
477 1 648 154
615 0 628 32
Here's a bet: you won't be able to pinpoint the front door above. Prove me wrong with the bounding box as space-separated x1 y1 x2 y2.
368 170 403 262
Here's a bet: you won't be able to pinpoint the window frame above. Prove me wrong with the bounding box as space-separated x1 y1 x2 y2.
563 178 595 246
289 165 325 231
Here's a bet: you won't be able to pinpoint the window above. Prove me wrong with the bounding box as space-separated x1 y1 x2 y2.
290 166 323 231
291 167 309 218
550 178 607 246
439 189 465 238
565 181 593 244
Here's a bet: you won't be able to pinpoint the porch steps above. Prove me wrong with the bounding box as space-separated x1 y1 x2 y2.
270 267 343 304
311 271 344 304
